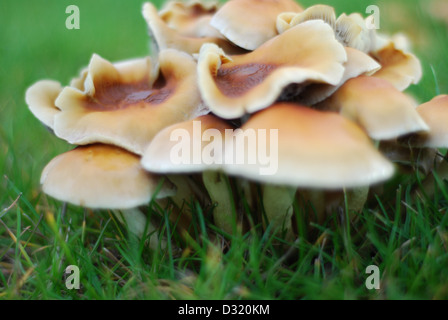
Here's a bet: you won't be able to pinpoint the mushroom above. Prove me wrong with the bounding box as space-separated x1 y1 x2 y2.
221 103 395 237
210 0 303 50
142 2 244 55
53 50 204 155
198 20 347 119
159 0 221 38
141 114 240 234
277 5 375 53
316 76 429 140
40 144 176 249
370 35 422 91
299 47 381 105
25 80 62 131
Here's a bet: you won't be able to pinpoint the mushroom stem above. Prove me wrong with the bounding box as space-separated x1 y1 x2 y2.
262 184 296 240
114 208 166 250
344 186 370 219
202 170 235 234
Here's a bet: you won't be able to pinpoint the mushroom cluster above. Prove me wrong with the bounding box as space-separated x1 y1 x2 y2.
26 0 448 242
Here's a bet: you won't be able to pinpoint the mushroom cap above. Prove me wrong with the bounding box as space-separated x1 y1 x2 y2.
25 80 62 130
277 5 375 53
159 0 222 38
210 0 303 50
198 20 347 119
141 115 233 173
317 76 429 140
54 50 204 155
142 2 243 55
41 144 176 209
300 47 381 105
222 103 394 188
276 4 336 34
371 39 422 91
405 95 448 147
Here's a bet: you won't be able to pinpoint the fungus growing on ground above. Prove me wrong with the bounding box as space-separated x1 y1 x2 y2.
25 0 448 246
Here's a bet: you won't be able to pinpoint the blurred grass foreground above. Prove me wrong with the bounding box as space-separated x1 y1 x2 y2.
1 0 448 300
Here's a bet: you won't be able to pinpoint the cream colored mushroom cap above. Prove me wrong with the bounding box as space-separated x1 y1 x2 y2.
198 20 347 119
222 103 394 188
41 144 175 209
25 80 62 130
408 95 448 147
142 2 242 55
141 115 233 173
318 76 429 140
210 0 303 50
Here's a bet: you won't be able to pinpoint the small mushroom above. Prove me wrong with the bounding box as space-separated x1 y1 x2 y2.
405 95 448 148
40 144 176 248
198 20 347 119
54 50 204 155
370 34 422 91
210 0 303 50
142 2 243 55
317 76 429 140
276 4 336 34
25 80 62 130
159 0 221 38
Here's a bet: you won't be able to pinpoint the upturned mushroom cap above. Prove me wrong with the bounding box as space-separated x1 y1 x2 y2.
222 103 394 188
141 115 233 173
159 0 221 38
41 144 176 209
317 76 429 140
277 6 375 53
371 39 422 91
54 50 204 155
198 20 347 119
405 95 448 147
25 80 62 130
276 4 336 34
210 0 303 50
142 2 242 55
300 47 381 105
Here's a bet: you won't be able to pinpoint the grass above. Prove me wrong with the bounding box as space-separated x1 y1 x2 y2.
1 0 448 300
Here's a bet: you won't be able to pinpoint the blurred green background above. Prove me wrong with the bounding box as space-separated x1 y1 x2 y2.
1 0 448 299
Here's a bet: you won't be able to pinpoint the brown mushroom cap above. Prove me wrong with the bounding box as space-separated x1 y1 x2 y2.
54 50 204 155
210 0 303 50
141 114 234 173
198 20 347 119
142 2 243 55
317 76 429 140
405 95 448 147
222 103 394 188
41 144 175 209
